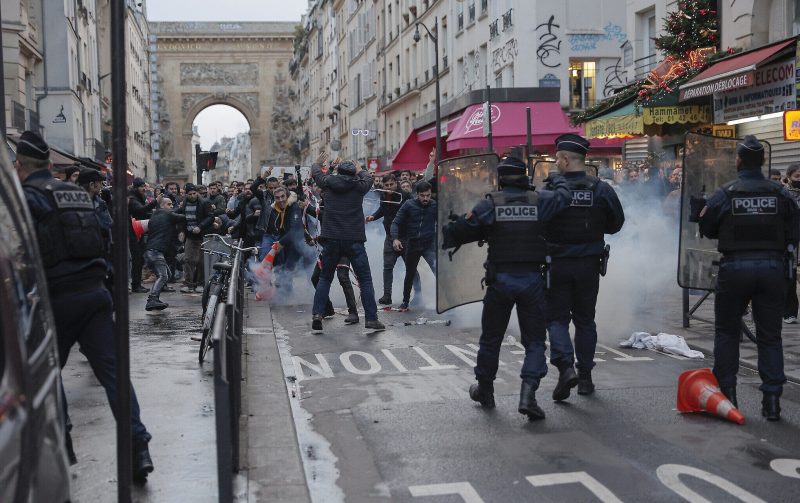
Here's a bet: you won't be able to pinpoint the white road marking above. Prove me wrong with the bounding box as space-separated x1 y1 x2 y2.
597 343 653 361
381 348 408 372
526 471 624 503
340 351 382 375
770 458 800 479
292 354 334 380
412 346 458 370
409 482 485 502
656 464 768 503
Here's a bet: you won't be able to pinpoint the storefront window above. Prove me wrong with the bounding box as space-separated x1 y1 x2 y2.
569 60 596 110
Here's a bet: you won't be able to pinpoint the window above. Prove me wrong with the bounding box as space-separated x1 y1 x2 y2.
569 60 596 109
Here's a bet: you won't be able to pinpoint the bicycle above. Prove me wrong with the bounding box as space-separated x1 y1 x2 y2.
198 234 258 364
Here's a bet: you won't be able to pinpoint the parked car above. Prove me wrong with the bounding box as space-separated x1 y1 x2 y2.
0 145 71 502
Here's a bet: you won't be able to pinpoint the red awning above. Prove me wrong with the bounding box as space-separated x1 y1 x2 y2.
679 38 796 100
391 130 433 171
447 101 591 151
417 116 461 142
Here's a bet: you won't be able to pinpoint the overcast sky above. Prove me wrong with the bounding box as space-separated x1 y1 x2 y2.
148 0 307 149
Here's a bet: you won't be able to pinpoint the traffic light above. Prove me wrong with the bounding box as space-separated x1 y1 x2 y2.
195 144 219 184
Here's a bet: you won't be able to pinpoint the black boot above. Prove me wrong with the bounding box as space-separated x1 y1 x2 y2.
344 311 359 324
762 394 781 421
132 440 154 484
552 367 579 401
324 302 336 318
721 387 738 408
577 370 595 396
469 382 495 409
518 382 545 420
145 295 168 311
378 294 392 305
65 431 77 465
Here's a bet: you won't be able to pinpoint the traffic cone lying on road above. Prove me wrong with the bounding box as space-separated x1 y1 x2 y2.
252 243 279 301
131 218 149 240
677 368 745 425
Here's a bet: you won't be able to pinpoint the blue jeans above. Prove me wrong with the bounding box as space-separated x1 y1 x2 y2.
714 257 786 395
312 239 378 321
52 287 151 443
144 249 170 296
475 271 548 387
402 240 436 303
546 257 601 373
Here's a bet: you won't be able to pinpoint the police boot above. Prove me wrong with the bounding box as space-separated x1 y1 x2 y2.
552 366 579 401
762 394 781 421
132 439 154 484
721 386 738 408
378 293 392 305
145 295 168 311
518 382 545 421
469 382 495 409
577 370 595 396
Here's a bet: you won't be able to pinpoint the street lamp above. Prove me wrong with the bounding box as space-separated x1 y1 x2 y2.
413 17 442 170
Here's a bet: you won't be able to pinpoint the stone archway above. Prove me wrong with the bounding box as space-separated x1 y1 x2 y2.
151 22 296 183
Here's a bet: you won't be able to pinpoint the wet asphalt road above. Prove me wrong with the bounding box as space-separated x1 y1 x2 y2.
63 290 217 503
272 304 800 503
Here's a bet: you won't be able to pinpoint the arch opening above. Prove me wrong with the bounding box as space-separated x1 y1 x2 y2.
192 104 253 185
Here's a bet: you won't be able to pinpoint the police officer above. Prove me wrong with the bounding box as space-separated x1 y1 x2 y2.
442 156 572 420
14 131 154 481
698 135 799 421
545 134 625 401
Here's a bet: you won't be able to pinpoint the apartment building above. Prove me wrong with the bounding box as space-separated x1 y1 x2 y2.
1 0 45 135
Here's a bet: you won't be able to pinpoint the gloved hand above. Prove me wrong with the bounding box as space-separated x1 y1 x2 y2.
689 195 706 223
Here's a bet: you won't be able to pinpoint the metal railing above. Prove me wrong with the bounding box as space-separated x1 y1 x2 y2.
212 239 246 502
634 53 658 80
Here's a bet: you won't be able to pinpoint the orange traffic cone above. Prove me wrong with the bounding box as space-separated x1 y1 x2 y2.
253 244 280 301
131 218 149 240
677 368 745 425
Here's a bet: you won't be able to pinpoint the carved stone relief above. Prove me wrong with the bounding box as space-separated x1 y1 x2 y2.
180 63 258 86
181 92 260 115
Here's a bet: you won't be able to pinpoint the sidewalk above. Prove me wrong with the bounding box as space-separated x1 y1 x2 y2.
626 287 800 384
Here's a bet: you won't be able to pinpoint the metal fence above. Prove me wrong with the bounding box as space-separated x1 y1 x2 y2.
211 240 246 502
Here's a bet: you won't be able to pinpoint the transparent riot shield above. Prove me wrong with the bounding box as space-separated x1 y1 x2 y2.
531 160 598 190
437 154 499 313
678 132 771 290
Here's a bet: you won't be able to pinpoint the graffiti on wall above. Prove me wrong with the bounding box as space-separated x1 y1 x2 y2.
603 57 628 97
536 15 562 68
492 38 519 72
568 22 627 52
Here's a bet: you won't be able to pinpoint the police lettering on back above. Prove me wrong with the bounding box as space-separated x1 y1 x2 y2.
495 205 538 221
571 190 594 207
732 196 778 215
53 190 93 209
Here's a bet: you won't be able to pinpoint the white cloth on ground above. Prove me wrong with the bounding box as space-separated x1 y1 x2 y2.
620 332 704 359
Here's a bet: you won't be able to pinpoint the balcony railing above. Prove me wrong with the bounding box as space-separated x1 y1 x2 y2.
468 3 475 23
457 12 463 31
481 0 488 14
442 55 448 69
502 9 513 31
634 53 658 80
489 20 499 40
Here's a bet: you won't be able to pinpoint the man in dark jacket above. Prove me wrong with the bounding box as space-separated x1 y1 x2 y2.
128 177 157 292
245 178 267 249
311 156 385 332
366 173 418 304
391 181 437 311
144 198 186 310
175 183 213 293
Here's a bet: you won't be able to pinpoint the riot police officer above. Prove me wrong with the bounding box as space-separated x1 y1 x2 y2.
698 135 799 421
545 134 625 401
14 131 154 480
442 156 572 420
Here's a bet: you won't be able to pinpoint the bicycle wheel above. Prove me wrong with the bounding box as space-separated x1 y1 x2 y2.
199 281 222 364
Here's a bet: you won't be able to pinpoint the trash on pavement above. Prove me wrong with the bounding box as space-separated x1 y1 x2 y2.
620 332 704 359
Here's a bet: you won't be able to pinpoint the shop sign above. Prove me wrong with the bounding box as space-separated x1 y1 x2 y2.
680 72 754 101
784 110 800 141
713 59 796 123
643 105 712 125
367 157 381 171
712 124 736 138
585 113 644 138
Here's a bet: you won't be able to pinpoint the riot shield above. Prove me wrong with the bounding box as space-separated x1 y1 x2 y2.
437 154 499 313
531 160 598 190
678 132 771 290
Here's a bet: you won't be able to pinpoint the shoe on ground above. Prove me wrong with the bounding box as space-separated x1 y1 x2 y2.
312 315 323 333
364 319 386 331
161 285 175 293
762 394 781 421
783 316 797 324
378 294 392 305
398 301 409 312
721 386 737 408
324 302 336 319
552 367 579 402
518 382 545 420
131 285 148 293
469 382 495 409
344 312 359 325
132 440 154 484
577 370 595 396
145 297 168 311
180 286 195 294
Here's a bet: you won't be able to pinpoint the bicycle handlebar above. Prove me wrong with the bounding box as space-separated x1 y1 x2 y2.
202 234 259 255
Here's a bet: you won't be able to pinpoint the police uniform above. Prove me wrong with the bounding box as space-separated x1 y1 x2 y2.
698 135 799 421
16 131 154 480
442 156 572 420
545 134 625 401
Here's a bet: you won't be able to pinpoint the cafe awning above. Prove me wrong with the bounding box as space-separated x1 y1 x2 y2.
679 37 796 101
391 130 432 171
